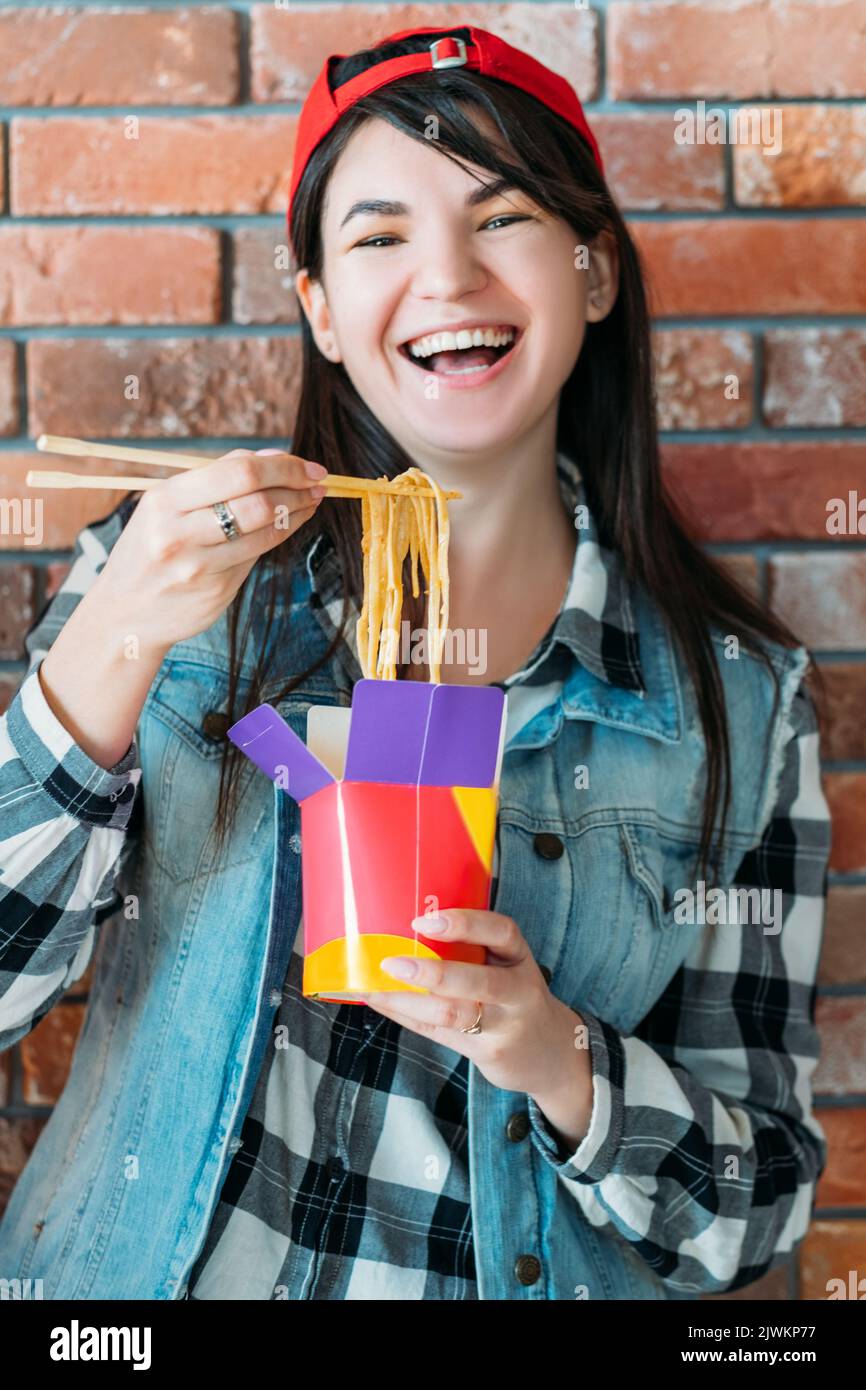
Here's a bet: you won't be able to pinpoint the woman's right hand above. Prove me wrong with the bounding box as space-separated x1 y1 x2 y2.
88 448 328 656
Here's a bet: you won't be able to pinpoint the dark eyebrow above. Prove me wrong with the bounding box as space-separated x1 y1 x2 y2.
338 177 518 230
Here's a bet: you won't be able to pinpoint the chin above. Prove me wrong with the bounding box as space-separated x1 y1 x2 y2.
407 424 520 458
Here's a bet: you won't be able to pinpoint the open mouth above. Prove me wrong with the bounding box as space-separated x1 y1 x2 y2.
398 325 522 377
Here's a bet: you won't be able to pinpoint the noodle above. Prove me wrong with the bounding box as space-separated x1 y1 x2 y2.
354 467 451 682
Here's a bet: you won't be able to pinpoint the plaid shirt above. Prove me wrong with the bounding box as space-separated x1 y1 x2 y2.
0 459 830 1299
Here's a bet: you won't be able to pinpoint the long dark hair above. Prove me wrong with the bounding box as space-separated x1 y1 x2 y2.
210 27 820 883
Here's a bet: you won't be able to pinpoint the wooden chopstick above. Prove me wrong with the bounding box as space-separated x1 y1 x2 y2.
36 434 211 471
27 470 168 492
30 435 462 501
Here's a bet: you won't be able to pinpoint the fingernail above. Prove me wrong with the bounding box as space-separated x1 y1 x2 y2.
309 484 327 500
413 914 448 934
380 957 418 980
304 459 328 480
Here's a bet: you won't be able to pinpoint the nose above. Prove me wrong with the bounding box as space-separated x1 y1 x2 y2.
408 222 488 304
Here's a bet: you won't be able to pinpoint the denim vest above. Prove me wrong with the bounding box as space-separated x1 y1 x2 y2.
0 551 808 1300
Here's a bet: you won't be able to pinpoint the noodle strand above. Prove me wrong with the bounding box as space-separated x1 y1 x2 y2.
354 467 451 682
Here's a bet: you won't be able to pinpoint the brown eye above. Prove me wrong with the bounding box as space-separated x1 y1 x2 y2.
483 215 530 231
354 235 401 249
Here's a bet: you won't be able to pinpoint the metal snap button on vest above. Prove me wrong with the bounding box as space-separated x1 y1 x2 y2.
533 832 563 860
202 710 231 740
506 1111 530 1142
514 1253 542 1286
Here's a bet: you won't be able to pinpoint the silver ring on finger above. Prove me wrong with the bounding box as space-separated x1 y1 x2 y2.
459 1002 483 1035
212 499 242 541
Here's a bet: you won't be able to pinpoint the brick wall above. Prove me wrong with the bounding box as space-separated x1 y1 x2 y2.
0 1 864 1300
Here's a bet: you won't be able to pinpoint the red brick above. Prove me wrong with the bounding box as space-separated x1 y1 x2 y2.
0 226 221 326
815 1109 866 1207
0 447 213 551
654 330 753 430
27 337 302 440
11 115 296 217
768 554 866 651
818 667 866 763
232 228 300 326
251 3 599 102
703 1263 790 1301
0 9 240 107
45 561 71 599
593 113 725 211
799 1221 866 1299
0 338 19 435
630 219 866 316
0 674 20 717
0 1116 46 1219
735 105 866 208
20 1001 86 1106
823 774 866 874
608 1 866 100
661 442 866 542
0 454 142 551
815 997 866 1094
764 330 866 428
0 566 36 660
714 553 760 598
821 887 866 987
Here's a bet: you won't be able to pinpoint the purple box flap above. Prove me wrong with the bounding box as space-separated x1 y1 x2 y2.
344 679 434 784
227 703 334 803
419 684 505 787
343 679 504 788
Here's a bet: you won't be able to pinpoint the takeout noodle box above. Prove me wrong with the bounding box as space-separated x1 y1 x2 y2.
227 679 507 1004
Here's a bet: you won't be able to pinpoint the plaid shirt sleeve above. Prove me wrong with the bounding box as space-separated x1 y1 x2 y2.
0 498 143 1050
526 676 831 1295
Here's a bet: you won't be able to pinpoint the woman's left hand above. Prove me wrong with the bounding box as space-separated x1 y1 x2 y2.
359 909 591 1125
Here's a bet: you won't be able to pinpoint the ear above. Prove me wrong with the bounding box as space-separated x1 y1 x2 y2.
295 267 342 362
585 229 619 323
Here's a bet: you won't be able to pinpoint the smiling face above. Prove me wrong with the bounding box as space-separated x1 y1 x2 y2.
296 112 617 463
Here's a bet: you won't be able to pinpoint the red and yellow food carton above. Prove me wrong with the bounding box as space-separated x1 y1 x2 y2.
228 680 507 1003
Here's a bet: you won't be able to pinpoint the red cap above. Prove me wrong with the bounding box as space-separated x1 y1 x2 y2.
287 25 603 236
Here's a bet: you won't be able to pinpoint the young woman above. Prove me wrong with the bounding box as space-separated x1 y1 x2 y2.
0 26 830 1301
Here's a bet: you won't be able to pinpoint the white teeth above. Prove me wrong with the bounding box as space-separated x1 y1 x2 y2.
407 326 516 358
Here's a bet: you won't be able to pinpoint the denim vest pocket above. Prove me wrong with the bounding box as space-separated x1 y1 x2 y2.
140 658 268 881
619 822 704 932
142 660 350 882
587 821 707 1032
493 810 679 1038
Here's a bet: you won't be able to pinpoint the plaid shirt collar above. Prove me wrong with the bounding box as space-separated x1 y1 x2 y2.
304 452 645 695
